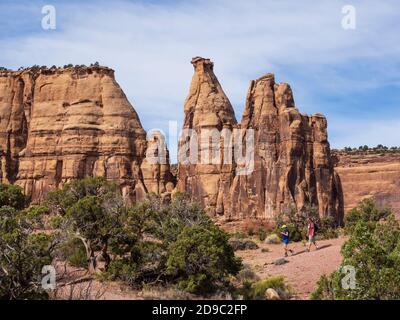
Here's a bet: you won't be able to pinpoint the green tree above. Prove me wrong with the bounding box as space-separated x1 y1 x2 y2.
66 195 125 271
47 177 126 272
104 193 242 294
273 205 338 242
0 206 54 299
344 198 391 233
0 184 26 210
166 224 241 294
312 200 400 300
46 176 118 215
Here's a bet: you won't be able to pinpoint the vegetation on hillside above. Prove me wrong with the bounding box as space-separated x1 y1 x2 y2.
333 144 400 154
0 62 105 73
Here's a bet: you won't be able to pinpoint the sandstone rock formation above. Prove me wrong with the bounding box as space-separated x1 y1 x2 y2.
178 58 344 224
177 57 237 216
1 59 344 223
334 151 400 217
0 66 172 203
230 74 344 222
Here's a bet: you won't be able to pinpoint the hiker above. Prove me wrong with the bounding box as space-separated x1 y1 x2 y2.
306 218 319 252
280 225 293 257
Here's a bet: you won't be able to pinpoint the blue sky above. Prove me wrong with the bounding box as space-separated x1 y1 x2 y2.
1 0 399 151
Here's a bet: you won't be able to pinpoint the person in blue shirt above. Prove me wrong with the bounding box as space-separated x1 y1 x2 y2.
280 225 294 257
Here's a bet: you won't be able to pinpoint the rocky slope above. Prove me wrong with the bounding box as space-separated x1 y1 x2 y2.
0 66 172 203
334 152 400 216
177 57 344 223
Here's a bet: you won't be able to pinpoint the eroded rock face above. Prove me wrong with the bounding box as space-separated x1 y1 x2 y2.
0 67 172 202
0 71 32 184
178 58 344 223
230 74 343 222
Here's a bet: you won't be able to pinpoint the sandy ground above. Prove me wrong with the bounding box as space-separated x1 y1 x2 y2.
236 237 346 299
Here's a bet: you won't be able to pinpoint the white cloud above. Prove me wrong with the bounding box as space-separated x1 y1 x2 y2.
0 0 399 150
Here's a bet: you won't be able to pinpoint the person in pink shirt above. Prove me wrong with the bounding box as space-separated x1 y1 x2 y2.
306 218 319 252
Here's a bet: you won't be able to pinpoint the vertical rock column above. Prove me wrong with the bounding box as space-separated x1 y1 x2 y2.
177 57 237 217
230 74 282 220
230 74 343 222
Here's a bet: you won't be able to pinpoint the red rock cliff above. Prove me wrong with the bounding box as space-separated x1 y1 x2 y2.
334 151 400 217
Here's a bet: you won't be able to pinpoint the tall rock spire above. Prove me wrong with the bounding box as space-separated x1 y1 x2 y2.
183 57 237 130
230 74 344 223
177 57 237 217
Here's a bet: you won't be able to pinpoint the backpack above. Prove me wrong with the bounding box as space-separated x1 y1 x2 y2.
314 223 319 233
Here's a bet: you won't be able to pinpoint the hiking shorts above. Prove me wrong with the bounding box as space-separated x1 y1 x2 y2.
282 239 289 245
308 236 315 243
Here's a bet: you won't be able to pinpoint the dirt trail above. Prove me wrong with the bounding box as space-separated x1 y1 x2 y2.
237 237 346 299
55 238 346 300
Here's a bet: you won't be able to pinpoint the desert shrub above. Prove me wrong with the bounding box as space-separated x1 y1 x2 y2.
57 238 88 268
228 238 259 251
64 194 126 271
19 205 49 230
104 240 165 287
265 233 281 244
310 274 339 300
46 176 119 216
0 205 54 299
312 200 400 300
344 198 391 233
247 227 255 236
287 224 303 242
49 215 64 229
229 231 247 239
166 224 242 294
317 216 339 240
99 193 241 295
274 205 339 242
256 228 267 241
235 264 258 284
0 183 26 210
241 276 293 300
274 206 309 242
140 285 193 300
46 177 130 272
